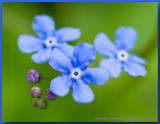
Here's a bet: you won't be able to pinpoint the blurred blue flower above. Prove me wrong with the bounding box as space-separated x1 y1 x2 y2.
49 43 110 103
94 27 147 77
18 14 81 64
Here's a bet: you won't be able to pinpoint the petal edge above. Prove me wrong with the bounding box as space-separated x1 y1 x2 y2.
83 67 110 85
94 32 117 57
72 79 95 103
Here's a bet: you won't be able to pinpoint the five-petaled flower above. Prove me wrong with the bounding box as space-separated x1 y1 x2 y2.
94 27 147 77
18 14 81 64
49 42 110 103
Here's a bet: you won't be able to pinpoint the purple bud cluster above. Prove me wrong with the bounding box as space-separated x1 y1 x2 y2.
27 69 57 109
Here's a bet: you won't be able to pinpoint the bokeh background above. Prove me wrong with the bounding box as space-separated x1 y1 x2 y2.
2 2 158 122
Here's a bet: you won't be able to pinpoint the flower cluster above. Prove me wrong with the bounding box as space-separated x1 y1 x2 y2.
18 14 147 106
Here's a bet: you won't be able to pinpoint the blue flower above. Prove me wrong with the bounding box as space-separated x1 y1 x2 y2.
18 14 81 64
49 43 110 103
94 27 147 77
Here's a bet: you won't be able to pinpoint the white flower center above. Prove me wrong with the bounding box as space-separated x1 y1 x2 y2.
71 68 82 79
117 50 129 61
45 37 57 48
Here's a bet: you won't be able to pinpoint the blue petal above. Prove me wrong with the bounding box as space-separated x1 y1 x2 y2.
55 27 81 42
56 43 74 60
32 14 55 39
31 48 52 64
73 42 96 69
94 32 117 57
82 67 110 85
50 75 72 97
18 35 43 53
123 61 147 77
72 79 94 103
128 54 147 65
49 48 72 73
115 27 137 51
100 58 122 78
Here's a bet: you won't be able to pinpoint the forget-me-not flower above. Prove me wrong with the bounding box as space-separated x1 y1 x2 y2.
18 14 81 64
49 42 110 103
94 27 147 77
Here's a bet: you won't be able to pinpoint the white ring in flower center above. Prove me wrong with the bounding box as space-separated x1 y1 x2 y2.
71 68 82 79
45 37 57 48
117 50 129 61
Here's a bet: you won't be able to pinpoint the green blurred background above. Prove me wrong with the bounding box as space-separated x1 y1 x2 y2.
2 2 158 122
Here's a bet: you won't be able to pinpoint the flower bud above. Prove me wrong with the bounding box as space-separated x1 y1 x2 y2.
31 87 41 98
46 89 57 100
32 98 38 106
27 69 40 83
37 99 46 109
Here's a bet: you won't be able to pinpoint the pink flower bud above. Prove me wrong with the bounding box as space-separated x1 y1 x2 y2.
31 87 41 98
27 69 40 83
46 89 57 100
37 99 46 109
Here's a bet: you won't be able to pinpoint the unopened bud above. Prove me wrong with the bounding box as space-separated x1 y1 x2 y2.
31 87 41 98
32 98 38 106
46 89 57 100
37 99 46 109
27 69 40 83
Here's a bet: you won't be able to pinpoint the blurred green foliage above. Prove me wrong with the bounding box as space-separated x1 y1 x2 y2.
2 2 158 122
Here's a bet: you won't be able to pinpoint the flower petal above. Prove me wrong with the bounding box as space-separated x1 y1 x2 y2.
100 58 122 78
31 48 52 64
115 27 137 51
49 48 72 73
73 42 96 69
18 35 43 53
123 61 147 77
50 75 72 97
82 67 110 85
56 27 81 42
128 54 147 65
94 32 117 57
32 14 55 39
56 43 74 60
72 79 94 103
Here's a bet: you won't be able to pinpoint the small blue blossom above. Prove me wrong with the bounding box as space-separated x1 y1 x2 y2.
49 43 110 103
94 27 147 77
18 14 81 64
